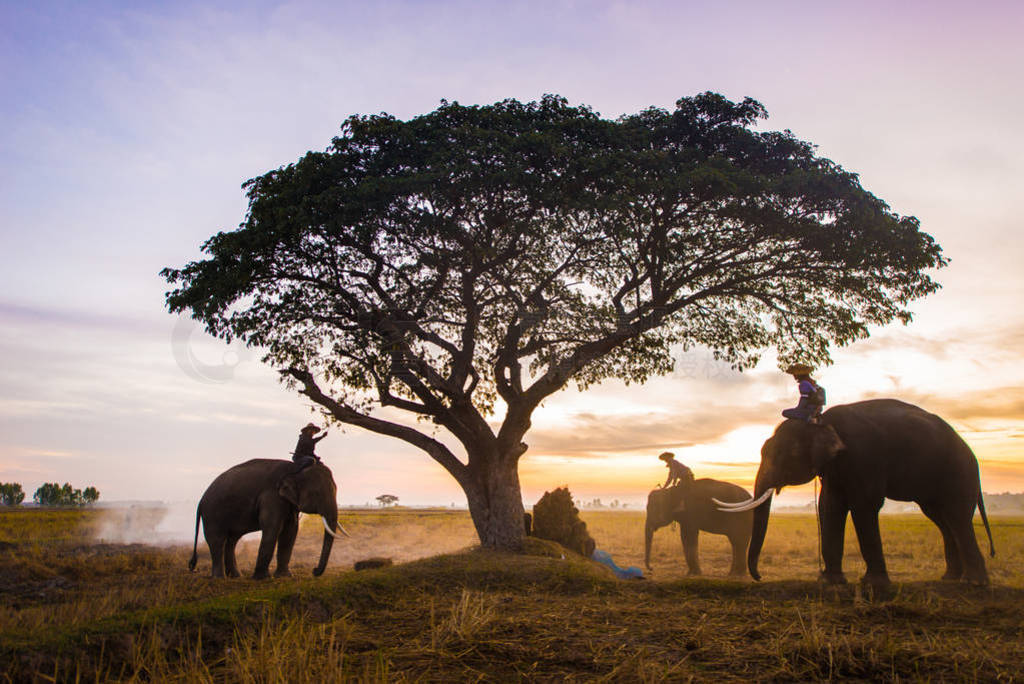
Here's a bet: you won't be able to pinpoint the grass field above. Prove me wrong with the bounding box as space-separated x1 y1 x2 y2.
1 506 1022 681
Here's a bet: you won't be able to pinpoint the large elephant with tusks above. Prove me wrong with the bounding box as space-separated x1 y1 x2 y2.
189 459 348 579
716 399 995 590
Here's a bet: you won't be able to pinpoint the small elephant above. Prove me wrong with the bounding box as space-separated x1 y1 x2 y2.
188 459 348 579
718 399 995 590
645 478 752 576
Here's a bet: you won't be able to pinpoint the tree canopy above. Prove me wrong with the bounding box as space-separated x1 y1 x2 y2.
163 93 944 549
0 482 25 506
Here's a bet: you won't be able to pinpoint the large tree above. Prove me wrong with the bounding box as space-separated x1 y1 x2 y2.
163 93 945 550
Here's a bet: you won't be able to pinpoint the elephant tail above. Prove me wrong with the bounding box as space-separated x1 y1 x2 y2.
977 492 995 558
188 505 201 571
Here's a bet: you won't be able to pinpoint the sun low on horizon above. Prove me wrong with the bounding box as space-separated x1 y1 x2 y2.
515 334 1024 509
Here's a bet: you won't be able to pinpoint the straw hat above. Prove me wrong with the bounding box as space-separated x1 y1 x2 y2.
301 422 321 434
784 364 814 376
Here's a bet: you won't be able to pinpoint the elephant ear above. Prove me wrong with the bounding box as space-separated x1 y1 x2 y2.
668 487 687 514
811 424 846 475
278 476 300 507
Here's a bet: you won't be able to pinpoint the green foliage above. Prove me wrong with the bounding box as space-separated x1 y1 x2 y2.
32 483 100 507
164 92 943 414
0 482 25 506
82 486 100 504
375 494 399 507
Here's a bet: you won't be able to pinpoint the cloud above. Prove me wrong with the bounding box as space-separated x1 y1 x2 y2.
0 461 48 476
29 450 77 459
525 399 780 460
851 321 1024 365
860 385 1024 426
173 411 284 427
0 300 161 335
0 398 92 417
975 459 1024 485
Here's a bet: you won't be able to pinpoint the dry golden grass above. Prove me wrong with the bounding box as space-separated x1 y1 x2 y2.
2 506 1023 682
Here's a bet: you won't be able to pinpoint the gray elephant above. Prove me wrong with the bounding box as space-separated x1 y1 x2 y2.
188 459 348 579
645 478 752 576
716 399 995 590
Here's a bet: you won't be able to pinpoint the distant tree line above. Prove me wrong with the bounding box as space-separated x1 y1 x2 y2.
0 482 100 507
579 498 628 510
983 493 1024 513
0 482 25 506
34 483 100 506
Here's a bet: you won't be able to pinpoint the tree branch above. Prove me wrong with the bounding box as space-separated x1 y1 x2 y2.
282 367 469 486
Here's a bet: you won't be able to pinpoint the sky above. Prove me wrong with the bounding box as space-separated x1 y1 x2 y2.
2 0 1023 510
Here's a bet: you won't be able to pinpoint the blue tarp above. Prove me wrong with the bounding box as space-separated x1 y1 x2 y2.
591 549 644 579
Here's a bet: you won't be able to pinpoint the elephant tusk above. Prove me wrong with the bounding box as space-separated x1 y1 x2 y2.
712 497 755 508
712 492 771 508
322 516 351 538
714 488 774 512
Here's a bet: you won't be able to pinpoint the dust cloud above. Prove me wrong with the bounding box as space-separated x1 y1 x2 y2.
310 511 478 571
92 504 480 574
93 502 198 545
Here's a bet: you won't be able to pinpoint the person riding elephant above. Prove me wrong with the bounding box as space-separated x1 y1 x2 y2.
189 459 349 579
781 364 825 423
716 399 995 591
293 422 328 470
658 451 694 488
645 477 752 576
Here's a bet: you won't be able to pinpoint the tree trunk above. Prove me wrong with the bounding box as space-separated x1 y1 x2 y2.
464 452 526 552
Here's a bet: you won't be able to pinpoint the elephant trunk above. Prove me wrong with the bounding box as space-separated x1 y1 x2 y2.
313 507 338 577
747 468 775 582
644 519 655 570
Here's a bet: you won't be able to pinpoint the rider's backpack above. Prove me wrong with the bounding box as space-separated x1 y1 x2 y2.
810 381 826 406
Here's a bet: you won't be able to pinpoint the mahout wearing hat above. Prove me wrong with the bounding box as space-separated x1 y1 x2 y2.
785 363 814 376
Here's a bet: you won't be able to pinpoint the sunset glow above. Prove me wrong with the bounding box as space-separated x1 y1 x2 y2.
2 1 1022 510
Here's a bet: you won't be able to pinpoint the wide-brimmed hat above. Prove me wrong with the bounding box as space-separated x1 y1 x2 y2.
658 452 675 461
784 364 814 376
300 422 321 434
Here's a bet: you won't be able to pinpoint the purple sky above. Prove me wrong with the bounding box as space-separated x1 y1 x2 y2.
2 0 1023 509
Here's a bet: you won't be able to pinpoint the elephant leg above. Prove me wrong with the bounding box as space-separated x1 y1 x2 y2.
849 503 890 591
253 523 282 580
818 487 848 584
919 502 962 580
224 535 242 578
945 509 989 586
727 532 747 576
680 525 701 575
275 511 299 577
206 532 227 578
